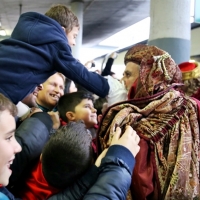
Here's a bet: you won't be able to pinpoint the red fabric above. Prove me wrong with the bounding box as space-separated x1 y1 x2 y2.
60 118 67 126
128 78 138 99
131 138 155 199
179 62 196 72
21 160 60 200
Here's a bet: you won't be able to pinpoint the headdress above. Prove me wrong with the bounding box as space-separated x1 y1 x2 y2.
179 62 200 80
124 44 182 98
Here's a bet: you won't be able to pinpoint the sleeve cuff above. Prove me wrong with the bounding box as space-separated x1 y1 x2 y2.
105 145 135 172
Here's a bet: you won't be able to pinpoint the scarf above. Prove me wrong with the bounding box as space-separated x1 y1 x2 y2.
97 44 200 200
124 44 182 99
98 89 199 199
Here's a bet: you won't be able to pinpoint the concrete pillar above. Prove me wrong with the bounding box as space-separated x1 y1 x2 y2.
70 0 84 59
148 0 191 64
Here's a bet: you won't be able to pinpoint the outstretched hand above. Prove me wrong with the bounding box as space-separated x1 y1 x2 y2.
111 125 140 157
95 125 140 167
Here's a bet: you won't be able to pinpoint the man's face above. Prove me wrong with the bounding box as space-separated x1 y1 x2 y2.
0 110 21 186
66 26 79 47
37 73 65 110
121 62 140 91
73 99 97 128
22 85 42 107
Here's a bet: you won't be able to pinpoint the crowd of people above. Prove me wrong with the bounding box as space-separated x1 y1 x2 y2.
0 3 199 200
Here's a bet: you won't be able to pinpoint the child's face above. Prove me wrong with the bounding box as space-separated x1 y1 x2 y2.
0 110 21 186
66 26 79 47
74 99 97 128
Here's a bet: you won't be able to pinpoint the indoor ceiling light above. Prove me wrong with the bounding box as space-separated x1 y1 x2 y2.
0 28 6 36
0 19 6 36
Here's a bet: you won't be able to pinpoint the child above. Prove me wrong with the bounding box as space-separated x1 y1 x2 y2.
0 4 110 105
0 94 140 200
0 94 22 199
58 91 98 139
19 121 140 200
19 121 94 199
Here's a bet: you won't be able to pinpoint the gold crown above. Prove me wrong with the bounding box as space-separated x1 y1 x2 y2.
182 62 200 80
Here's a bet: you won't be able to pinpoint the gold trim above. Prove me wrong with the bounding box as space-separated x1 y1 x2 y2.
181 62 200 80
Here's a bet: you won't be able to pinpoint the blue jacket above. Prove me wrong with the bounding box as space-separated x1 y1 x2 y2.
49 145 135 200
0 12 109 104
83 145 135 200
0 187 19 200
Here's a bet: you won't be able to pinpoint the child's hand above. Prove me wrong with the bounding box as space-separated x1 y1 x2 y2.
110 126 140 157
95 149 108 167
28 107 43 117
48 111 60 130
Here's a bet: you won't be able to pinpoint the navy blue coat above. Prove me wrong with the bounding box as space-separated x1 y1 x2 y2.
49 145 135 200
0 12 109 104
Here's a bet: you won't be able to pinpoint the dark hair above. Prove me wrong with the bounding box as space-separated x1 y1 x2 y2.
42 121 93 188
58 91 94 122
0 93 17 116
94 97 107 116
45 4 79 33
64 78 72 94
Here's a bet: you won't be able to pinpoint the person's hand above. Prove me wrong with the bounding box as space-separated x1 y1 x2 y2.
110 125 140 157
110 52 118 59
84 60 95 69
28 107 43 117
95 148 108 167
48 111 60 129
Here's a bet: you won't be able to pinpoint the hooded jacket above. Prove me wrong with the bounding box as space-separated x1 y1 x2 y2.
0 12 109 104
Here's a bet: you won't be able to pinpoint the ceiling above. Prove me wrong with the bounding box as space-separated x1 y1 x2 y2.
0 0 150 48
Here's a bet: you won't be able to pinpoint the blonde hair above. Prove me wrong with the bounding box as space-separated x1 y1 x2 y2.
57 72 66 84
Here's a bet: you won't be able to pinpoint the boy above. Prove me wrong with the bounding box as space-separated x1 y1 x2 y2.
18 122 140 200
58 91 97 130
0 4 109 105
58 91 98 156
19 121 94 199
0 94 22 199
0 94 140 200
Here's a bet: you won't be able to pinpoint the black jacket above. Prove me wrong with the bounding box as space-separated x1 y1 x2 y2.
8 112 53 194
7 112 98 200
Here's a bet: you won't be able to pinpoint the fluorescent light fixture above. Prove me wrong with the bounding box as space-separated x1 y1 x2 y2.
99 17 150 48
99 0 195 48
0 28 6 36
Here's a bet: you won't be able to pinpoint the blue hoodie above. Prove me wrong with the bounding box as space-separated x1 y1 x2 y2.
0 12 109 104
